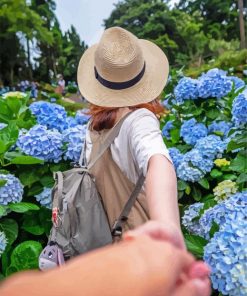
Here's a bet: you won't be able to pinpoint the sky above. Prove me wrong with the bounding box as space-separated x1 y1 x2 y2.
55 0 118 46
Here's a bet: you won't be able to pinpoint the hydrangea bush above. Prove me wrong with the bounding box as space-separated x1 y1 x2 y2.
0 68 246 296
162 68 246 295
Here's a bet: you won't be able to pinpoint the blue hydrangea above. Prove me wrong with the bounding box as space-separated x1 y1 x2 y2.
29 101 68 132
227 76 245 90
0 231 7 256
198 191 247 239
63 125 87 162
168 148 184 169
232 89 247 126
0 174 24 205
204 216 247 296
75 109 90 125
198 68 232 99
195 135 226 159
183 149 214 173
174 77 199 104
66 116 78 128
17 125 63 163
0 123 7 130
180 119 208 145
35 187 52 209
208 121 233 138
176 161 204 182
162 121 174 140
182 202 204 235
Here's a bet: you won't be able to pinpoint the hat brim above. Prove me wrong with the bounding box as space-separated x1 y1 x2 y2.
77 39 169 107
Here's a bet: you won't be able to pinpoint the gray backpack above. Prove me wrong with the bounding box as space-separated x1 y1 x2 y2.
39 114 145 270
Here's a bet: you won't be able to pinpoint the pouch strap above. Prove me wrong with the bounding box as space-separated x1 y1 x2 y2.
112 173 145 237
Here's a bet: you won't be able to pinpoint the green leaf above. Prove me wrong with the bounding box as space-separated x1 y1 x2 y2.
0 122 19 154
0 179 7 187
170 128 180 143
0 205 7 217
236 173 247 184
177 180 188 191
222 174 237 181
6 97 22 116
209 221 220 238
0 219 18 246
8 202 39 213
8 241 42 273
22 216 45 235
185 185 191 195
198 178 210 189
184 233 208 258
19 170 41 187
229 153 247 173
10 155 44 165
40 175 54 187
192 185 202 201
207 109 220 119
210 169 223 178
199 199 217 217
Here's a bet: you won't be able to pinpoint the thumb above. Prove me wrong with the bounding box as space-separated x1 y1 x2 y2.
172 278 211 296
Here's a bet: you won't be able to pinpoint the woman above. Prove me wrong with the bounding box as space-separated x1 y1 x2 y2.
78 26 184 248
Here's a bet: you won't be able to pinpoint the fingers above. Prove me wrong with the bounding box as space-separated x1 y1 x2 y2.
188 261 211 279
123 220 185 249
172 278 211 296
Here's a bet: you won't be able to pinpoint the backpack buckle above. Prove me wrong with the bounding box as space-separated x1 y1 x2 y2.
52 207 61 228
112 216 128 237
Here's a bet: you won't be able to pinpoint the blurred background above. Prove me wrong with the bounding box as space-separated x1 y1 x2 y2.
0 0 246 87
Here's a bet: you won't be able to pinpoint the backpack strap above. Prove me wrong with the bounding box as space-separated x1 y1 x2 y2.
112 173 145 237
78 112 132 169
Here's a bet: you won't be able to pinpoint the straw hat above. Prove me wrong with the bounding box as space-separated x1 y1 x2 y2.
77 27 169 107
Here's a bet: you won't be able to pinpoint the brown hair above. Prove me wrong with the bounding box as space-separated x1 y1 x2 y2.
87 98 166 131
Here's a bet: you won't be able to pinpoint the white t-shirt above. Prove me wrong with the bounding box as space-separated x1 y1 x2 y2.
85 108 173 184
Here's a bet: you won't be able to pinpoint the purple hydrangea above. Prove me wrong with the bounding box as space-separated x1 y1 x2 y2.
208 121 233 138
198 68 232 99
17 125 63 163
180 119 208 146
195 135 226 159
168 147 184 170
35 187 52 209
29 101 68 132
0 174 24 205
162 121 174 140
62 125 87 162
75 109 90 125
232 89 247 126
0 231 7 256
204 215 247 296
174 77 199 104
227 76 245 90
182 202 204 235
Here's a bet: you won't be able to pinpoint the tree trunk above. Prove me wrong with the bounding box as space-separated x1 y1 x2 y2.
238 0 246 49
26 37 33 80
10 64 14 86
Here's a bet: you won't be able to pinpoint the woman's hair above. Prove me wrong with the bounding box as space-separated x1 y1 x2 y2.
87 98 166 131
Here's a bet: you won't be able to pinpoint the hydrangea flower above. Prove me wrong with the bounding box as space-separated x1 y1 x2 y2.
63 125 87 162
204 216 247 296
17 125 63 163
182 149 214 173
66 116 78 128
0 231 7 257
182 202 204 235
0 174 24 205
2 91 27 99
213 180 238 202
176 161 204 182
227 76 245 90
198 68 232 99
214 158 230 167
75 109 90 125
232 89 247 126
29 101 68 132
174 77 199 104
0 123 7 130
180 119 208 145
199 191 247 239
168 147 184 170
195 135 226 159
35 187 52 209
208 121 232 138
162 121 174 140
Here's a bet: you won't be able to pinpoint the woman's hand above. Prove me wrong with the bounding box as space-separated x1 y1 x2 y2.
124 220 186 249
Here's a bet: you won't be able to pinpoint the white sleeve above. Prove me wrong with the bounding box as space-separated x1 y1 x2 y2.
128 110 173 176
